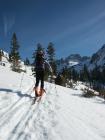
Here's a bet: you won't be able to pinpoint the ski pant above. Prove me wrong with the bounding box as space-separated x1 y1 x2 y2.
35 70 44 89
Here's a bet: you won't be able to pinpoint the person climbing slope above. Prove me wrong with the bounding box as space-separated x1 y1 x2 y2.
34 50 52 99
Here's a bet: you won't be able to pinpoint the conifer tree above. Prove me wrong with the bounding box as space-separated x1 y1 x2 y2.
102 67 105 83
91 65 100 82
83 64 90 82
9 33 21 72
24 57 30 65
72 68 79 82
61 67 71 83
46 42 57 75
79 70 84 81
0 50 3 61
55 73 65 86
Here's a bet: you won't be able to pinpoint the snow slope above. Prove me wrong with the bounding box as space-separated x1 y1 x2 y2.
0 65 105 140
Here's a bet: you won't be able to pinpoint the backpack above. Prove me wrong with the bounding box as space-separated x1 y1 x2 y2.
35 52 45 70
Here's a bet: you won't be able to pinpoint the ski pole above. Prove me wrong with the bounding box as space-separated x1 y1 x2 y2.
19 72 24 90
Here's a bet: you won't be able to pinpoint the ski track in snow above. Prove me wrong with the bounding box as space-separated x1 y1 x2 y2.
0 82 60 140
55 87 105 140
0 66 105 140
0 82 105 140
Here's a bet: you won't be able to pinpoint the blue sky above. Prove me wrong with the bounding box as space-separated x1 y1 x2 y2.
0 0 105 60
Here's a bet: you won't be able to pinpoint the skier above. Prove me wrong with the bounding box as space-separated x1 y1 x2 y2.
34 50 52 98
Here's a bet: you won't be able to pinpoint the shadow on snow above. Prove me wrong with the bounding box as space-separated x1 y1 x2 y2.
0 88 33 99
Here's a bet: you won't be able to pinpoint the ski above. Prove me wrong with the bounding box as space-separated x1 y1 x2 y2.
32 87 46 105
32 96 42 105
32 97 37 105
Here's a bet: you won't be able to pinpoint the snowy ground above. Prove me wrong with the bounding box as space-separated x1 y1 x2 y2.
0 65 105 140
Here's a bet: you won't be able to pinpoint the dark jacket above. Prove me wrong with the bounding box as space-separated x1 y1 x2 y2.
35 54 52 72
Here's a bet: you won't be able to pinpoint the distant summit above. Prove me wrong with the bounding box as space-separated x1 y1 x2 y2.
56 54 90 72
90 44 105 66
57 44 105 72
65 54 82 62
73 44 105 72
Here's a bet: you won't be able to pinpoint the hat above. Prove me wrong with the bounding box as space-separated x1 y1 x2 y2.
37 50 44 57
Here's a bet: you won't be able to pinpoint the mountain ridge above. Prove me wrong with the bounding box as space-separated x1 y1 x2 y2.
57 44 105 72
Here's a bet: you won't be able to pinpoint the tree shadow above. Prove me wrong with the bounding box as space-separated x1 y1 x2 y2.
94 101 105 104
72 93 105 104
0 88 34 99
71 93 82 97
93 97 105 104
